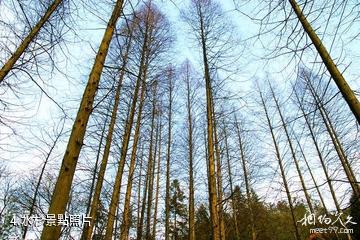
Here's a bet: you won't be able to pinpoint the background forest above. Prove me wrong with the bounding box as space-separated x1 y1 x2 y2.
0 0 359 239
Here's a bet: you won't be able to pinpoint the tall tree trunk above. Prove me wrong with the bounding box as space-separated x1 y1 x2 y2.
259 89 301 240
103 28 151 239
165 69 174 240
234 115 256 240
305 76 360 198
185 63 196 240
295 135 328 213
269 83 314 213
0 0 63 83
119 76 148 240
40 1 125 239
199 6 219 240
294 89 342 213
81 30 132 240
211 104 225 240
145 84 159 240
137 143 151 240
288 0 360 123
223 121 240 240
152 118 162 239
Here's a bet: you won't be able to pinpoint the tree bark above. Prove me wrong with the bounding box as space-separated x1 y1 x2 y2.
145 84 158 240
119 75 147 240
234 115 256 240
259 89 301 240
288 0 360 124
198 4 219 239
305 75 360 198
185 63 196 240
81 27 132 240
152 118 162 239
223 121 240 239
269 83 314 213
165 68 174 240
40 1 124 239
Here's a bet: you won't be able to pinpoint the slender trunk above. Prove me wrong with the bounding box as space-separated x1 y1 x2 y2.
22 127 63 239
85 115 108 217
165 70 173 240
0 0 63 82
269 83 314 213
305 76 360 197
145 85 158 240
119 77 147 240
294 89 342 213
137 146 151 240
137 145 145 230
211 106 225 240
296 136 328 212
104 31 150 239
223 122 240 239
152 119 162 239
199 6 219 240
81 30 131 240
40 2 124 239
185 65 196 240
288 0 360 123
259 90 301 240
234 115 256 240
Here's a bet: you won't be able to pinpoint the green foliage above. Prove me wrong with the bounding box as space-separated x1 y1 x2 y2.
169 179 188 239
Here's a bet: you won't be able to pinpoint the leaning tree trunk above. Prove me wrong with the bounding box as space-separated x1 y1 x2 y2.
269 83 314 213
81 29 132 240
259 89 301 240
40 1 125 239
305 76 360 198
0 0 63 83
103 28 150 240
294 88 342 213
288 0 360 124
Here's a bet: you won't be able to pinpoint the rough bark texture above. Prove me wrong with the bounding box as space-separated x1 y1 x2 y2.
288 0 360 124
40 1 124 239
